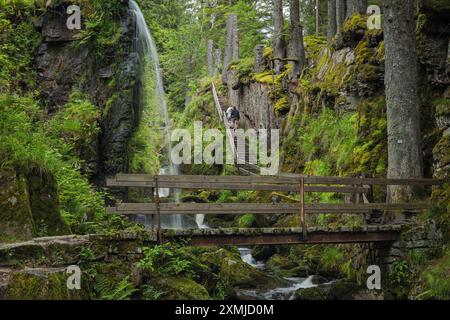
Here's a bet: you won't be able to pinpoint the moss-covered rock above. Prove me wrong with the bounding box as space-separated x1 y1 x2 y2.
1 268 90 300
26 170 69 237
433 135 450 180
0 169 35 243
147 276 211 300
199 248 286 290
293 286 326 300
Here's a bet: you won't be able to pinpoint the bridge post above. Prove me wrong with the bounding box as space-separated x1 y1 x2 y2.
300 177 307 240
154 176 162 244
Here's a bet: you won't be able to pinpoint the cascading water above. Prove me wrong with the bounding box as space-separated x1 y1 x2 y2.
130 0 182 229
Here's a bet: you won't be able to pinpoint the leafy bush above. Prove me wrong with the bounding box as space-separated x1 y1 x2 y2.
138 245 195 278
0 94 138 235
0 2 41 93
94 274 138 300
48 91 100 153
419 249 450 300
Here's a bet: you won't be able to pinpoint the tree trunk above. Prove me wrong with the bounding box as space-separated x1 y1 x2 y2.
289 0 306 77
214 49 222 76
273 0 285 73
222 14 237 82
336 0 346 43
384 0 423 207
359 0 368 13
315 0 320 36
346 0 359 19
254 45 266 73
207 39 213 76
327 0 337 44
231 15 239 61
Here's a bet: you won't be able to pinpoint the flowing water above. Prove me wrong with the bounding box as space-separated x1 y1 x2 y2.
130 1 183 229
237 248 322 300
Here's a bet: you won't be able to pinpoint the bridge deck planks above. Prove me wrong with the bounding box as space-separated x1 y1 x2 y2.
159 226 402 246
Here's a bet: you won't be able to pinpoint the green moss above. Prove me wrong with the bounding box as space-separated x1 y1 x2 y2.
4 270 88 300
376 41 385 63
351 95 387 177
0 5 41 93
263 47 274 59
294 287 326 300
150 276 211 300
355 40 374 65
237 214 257 228
342 13 367 33
229 58 255 85
274 96 289 115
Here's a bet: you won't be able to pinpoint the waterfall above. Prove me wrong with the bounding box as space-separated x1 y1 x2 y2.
130 0 182 229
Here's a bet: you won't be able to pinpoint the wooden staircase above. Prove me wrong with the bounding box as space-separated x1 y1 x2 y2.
212 83 261 176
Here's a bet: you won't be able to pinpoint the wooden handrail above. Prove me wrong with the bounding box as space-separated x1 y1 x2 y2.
106 202 431 216
107 174 442 187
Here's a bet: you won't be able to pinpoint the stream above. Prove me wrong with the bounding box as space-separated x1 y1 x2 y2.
237 248 321 300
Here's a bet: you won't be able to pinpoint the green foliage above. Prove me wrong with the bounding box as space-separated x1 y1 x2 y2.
94 274 137 300
48 91 100 153
287 109 358 176
420 249 450 299
138 245 195 278
0 94 140 235
342 13 367 34
77 0 126 61
237 214 257 228
0 2 41 93
389 260 410 287
141 284 166 300
229 58 255 84
320 246 344 270
352 96 388 176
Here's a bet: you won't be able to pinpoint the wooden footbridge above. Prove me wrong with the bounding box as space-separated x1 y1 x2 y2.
106 174 441 246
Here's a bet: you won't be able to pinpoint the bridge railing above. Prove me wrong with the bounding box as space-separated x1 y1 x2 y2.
106 174 441 241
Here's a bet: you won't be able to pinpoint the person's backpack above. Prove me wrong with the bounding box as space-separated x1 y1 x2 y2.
231 107 240 119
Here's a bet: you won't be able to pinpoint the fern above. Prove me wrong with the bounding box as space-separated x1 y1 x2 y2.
94 274 138 300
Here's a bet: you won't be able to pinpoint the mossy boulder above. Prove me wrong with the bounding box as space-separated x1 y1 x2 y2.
325 280 359 300
199 249 286 290
294 280 360 301
266 254 298 271
26 170 69 237
0 168 69 243
1 268 90 300
0 169 35 243
433 135 450 179
294 286 326 300
342 13 367 46
148 276 211 300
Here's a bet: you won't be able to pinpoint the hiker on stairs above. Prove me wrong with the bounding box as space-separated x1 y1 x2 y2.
226 106 240 131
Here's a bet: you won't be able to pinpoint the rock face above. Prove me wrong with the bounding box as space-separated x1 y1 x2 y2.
237 82 281 130
35 2 141 183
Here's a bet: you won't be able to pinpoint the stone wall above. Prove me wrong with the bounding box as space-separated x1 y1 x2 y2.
375 221 443 273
